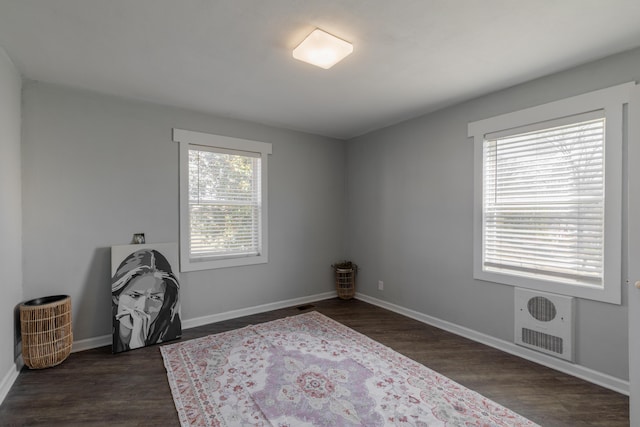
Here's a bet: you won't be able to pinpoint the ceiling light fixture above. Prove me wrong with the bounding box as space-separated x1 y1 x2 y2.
292 28 353 69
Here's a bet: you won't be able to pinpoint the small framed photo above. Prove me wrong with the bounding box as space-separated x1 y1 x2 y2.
132 233 145 244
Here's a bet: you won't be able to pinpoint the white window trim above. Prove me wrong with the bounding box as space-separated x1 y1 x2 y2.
173 128 272 272
468 82 633 304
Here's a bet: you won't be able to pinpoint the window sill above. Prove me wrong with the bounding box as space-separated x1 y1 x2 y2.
474 268 621 305
180 254 268 272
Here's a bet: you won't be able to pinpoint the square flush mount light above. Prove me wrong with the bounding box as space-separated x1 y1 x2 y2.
293 28 353 69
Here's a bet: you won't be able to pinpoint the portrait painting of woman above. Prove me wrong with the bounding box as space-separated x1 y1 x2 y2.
111 244 181 353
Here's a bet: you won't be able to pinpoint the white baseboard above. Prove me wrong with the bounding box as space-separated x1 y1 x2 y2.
181 291 336 330
72 291 337 353
0 356 22 405
72 334 111 353
4 290 627 406
355 292 629 396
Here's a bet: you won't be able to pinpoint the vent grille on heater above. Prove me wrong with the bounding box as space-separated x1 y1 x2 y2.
522 328 563 354
515 288 574 362
527 296 556 322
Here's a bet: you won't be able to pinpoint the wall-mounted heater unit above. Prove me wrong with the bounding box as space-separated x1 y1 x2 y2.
514 288 574 362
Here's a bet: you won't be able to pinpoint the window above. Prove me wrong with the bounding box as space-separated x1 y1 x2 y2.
484 112 605 286
468 83 632 304
173 129 272 271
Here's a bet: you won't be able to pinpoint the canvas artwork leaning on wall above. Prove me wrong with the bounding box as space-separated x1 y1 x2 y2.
111 243 182 353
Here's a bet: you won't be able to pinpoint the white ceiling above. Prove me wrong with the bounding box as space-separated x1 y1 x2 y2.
1 1 640 139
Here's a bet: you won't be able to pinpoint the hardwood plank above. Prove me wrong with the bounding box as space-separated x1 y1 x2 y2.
0 298 629 426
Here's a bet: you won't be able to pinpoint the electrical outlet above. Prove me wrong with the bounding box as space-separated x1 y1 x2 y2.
378 280 384 291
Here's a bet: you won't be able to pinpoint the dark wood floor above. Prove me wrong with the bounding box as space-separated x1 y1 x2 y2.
0 298 629 426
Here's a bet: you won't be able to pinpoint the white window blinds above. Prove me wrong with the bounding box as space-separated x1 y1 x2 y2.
188 146 262 261
483 113 605 287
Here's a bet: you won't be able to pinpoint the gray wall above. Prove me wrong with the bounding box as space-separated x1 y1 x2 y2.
0 48 22 378
346 47 640 380
21 82 346 342
11 45 639 384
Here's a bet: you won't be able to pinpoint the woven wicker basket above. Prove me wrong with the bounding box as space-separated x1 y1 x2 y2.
332 261 358 300
20 295 73 369
335 268 356 299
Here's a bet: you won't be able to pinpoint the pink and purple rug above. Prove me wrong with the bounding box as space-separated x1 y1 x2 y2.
161 311 538 426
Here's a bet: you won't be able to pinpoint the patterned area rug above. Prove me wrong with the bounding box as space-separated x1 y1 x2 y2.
161 311 538 426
